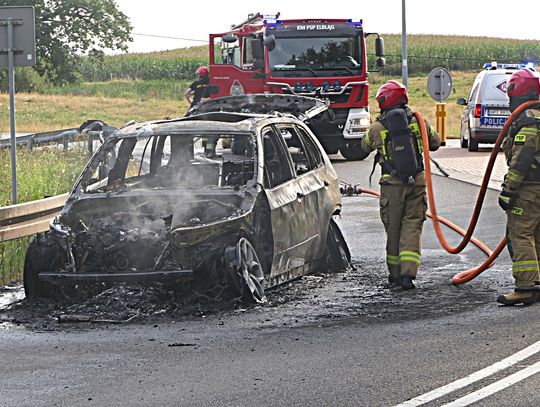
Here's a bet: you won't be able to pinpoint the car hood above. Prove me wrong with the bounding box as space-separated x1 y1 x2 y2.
188 94 329 121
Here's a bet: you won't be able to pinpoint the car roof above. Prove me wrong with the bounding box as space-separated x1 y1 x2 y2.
113 112 304 138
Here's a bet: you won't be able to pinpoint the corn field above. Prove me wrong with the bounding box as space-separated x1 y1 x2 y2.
77 34 540 82
367 34 540 75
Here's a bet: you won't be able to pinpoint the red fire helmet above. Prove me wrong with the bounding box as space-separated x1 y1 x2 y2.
195 66 209 77
507 69 540 98
375 80 409 110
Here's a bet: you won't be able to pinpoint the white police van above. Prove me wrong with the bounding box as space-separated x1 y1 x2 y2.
456 62 536 151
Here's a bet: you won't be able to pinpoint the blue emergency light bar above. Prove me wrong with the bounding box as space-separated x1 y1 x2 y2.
348 18 363 24
483 62 537 70
263 19 281 25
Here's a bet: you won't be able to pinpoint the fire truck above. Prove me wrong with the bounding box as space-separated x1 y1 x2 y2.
206 13 385 160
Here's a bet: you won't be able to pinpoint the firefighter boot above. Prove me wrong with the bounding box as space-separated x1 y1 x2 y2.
496 290 536 306
388 274 401 286
400 275 415 290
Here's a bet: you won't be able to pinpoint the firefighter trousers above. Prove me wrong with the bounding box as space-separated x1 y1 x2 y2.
380 184 427 279
506 185 540 289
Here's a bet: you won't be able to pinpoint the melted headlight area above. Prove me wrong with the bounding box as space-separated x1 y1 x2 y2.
71 223 171 273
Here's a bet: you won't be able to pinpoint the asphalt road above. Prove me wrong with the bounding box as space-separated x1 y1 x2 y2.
1 155 539 407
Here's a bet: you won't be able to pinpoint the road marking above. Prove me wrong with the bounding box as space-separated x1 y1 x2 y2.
440 360 540 407
393 340 540 407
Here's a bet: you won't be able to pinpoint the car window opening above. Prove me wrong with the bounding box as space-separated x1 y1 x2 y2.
78 134 256 194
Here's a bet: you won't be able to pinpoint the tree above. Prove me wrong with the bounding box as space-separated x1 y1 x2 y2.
0 0 132 84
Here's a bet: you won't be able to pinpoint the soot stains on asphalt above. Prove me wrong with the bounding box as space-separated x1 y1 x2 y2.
0 254 502 332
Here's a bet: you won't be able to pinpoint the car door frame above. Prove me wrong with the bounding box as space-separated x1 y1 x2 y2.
257 123 312 284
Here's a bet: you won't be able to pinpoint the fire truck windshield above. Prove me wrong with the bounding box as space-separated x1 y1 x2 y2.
268 37 361 77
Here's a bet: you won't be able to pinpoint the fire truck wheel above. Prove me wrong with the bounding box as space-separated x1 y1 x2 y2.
323 144 339 155
340 143 369 161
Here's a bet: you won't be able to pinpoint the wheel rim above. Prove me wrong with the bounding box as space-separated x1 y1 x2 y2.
235 238 266 303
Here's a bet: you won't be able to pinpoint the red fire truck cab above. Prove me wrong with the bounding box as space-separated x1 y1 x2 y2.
207 13 385 160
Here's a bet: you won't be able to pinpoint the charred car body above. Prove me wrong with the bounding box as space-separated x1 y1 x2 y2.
24 95 350 303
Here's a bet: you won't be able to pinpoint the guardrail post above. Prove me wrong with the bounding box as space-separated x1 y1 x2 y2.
87 133 93 157
63 132 69 151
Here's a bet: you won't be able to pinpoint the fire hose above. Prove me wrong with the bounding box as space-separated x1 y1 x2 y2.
346 100 540 284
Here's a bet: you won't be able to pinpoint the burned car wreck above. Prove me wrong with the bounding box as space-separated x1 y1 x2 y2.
24 95 350 303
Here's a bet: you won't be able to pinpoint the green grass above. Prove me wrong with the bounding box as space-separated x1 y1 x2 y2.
0 146 89 284
0 93 186 133
40 79 191 101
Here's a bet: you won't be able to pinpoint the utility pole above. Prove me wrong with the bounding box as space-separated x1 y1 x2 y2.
401 0 408 88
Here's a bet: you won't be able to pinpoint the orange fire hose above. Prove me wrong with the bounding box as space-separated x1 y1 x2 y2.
356 187 493 283
415 100 540 283
352 100 539 284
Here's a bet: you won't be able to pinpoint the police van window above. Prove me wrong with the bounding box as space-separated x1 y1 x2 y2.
295 126 324 169
482 73 510 101
468 82 479 102
262 127 294 188
278 125 311 175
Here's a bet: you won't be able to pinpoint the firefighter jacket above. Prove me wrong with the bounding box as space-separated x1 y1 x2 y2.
360 107 441 186
502 108 540 193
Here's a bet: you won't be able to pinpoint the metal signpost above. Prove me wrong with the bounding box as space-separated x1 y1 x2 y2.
401 0 408 88
0 6 36 204
427 67 452 146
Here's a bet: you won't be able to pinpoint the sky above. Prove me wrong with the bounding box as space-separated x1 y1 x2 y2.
114 0 540 53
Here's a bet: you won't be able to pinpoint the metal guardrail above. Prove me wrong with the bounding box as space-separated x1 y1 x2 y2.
0 121 118 242
0 120 118 153
0 193 68 242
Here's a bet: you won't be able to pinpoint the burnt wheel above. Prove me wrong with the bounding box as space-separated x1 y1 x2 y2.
225 238 266 303
24 234 64 300
319 218 351 272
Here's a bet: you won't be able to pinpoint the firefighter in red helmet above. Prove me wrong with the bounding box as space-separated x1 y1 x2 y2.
184 66 217 157
184 65 210 109
359 80 441 289
497 68 540 305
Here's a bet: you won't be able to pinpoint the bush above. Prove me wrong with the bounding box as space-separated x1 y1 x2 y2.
0 67 47 93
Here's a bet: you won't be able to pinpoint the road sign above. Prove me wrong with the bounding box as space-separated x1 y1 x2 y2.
0 6 36 67
0 6 36 203
427 67 452 102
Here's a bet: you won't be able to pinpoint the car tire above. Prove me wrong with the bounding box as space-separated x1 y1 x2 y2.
23 234 64 300
468 138 479 152
460 132 468 148
319 218 351 272
224 237 266 303
340 143 369 161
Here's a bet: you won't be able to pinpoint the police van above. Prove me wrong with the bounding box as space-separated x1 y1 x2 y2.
456 62 536 151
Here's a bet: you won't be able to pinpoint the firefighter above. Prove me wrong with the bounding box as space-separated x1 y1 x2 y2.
184 66 217 157
184 65 210 109
497 68 540 306
360 81 441 289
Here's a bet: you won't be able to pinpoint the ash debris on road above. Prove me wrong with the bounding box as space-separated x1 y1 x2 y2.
0 254 503 331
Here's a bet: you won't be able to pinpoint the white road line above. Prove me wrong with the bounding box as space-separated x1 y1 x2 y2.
392 340 540 407
440 360 540 407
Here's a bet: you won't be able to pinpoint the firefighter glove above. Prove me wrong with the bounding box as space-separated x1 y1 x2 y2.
498 190 516 211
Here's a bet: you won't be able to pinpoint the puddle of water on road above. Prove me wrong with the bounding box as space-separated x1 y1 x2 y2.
0 284 25 310
0 284 25 329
